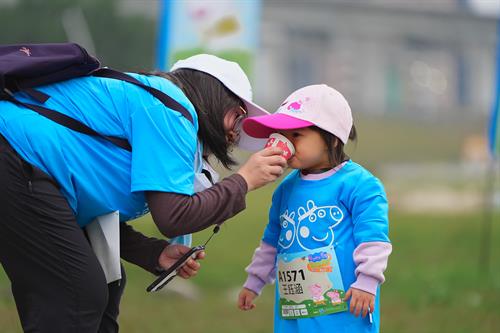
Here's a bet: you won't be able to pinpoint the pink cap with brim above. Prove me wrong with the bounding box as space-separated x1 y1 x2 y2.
242 84 353 144
243 114 314 138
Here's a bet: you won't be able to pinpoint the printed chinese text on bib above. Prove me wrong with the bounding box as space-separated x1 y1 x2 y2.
277 245 348 319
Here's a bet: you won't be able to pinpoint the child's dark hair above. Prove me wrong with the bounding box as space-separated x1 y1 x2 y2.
311 125 357 167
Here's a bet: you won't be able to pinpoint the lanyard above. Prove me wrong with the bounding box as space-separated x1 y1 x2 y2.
202 224 220 247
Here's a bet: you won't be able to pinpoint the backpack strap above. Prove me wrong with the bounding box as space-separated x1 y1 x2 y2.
2 88 132 151
92 68 194 125
1 70 196 152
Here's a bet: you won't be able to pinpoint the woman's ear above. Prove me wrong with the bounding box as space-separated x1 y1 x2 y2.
333 138 339 148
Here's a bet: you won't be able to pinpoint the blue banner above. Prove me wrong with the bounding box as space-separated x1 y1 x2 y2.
489 20 500 159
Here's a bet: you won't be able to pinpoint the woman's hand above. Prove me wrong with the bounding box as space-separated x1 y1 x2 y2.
238 288 258 311
344 288 375 318
237 147 287 192
158 244 206 279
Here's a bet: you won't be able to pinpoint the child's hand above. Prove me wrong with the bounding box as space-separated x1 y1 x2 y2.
238 288 258 311
344 288 375 318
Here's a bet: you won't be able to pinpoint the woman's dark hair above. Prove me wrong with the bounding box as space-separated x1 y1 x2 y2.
310 125 357 167
147 69 242 169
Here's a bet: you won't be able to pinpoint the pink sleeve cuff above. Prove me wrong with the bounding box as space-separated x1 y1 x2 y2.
243 241 277 295
243 275 268 295
350 273 380 295
352 241 392 296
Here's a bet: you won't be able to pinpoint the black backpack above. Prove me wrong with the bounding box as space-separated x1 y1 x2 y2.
0 42 193 151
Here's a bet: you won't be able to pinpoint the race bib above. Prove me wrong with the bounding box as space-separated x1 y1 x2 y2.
277 245 348 319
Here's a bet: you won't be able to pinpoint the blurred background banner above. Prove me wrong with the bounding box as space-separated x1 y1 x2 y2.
489 20 500 159
156 0 262 74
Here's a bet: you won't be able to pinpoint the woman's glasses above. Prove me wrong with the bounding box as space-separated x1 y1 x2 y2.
228 105 248 145
231 105 248 133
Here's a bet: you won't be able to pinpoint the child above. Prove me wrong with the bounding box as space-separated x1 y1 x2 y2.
237 84 392 332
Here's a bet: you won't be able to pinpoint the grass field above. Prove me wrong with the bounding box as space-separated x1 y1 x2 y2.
0 113 494 332
0 183 499 333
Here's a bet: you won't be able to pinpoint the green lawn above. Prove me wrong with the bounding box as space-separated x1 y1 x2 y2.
1 185 499 332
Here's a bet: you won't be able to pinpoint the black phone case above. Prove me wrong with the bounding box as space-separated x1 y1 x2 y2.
146 245 205 292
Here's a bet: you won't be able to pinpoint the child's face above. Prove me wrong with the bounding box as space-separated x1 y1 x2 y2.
279 128 331 171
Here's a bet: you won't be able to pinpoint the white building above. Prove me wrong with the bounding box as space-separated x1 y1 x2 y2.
254 0 498 117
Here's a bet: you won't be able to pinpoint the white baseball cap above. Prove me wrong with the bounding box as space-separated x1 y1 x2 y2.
170 54 268 151
242 84 353 144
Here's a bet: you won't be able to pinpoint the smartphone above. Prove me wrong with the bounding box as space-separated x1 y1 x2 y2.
146 245 205 292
